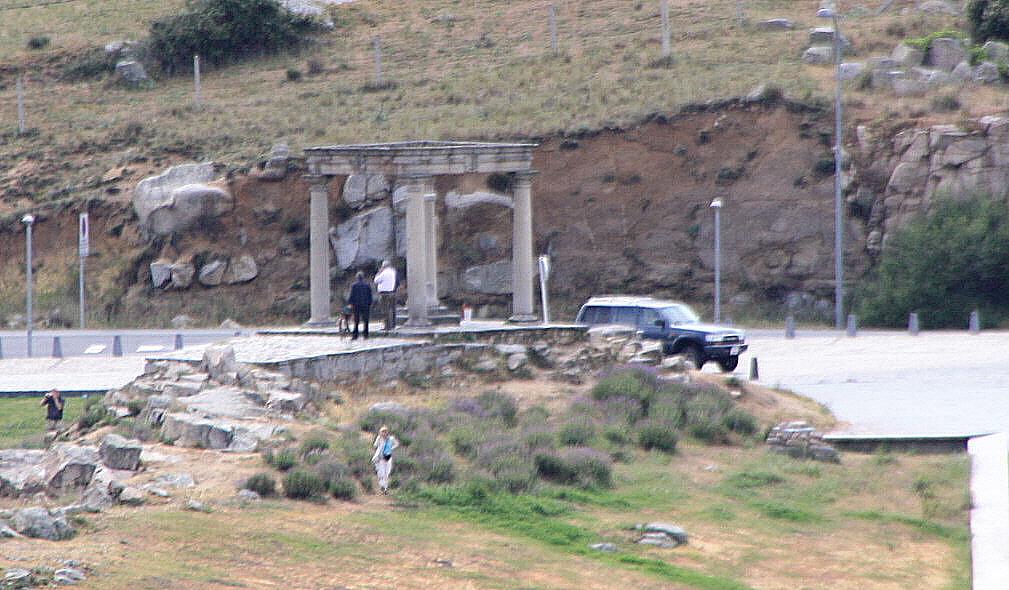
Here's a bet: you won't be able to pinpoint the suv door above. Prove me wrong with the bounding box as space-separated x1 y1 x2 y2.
638 308 665 339
612 307 640 327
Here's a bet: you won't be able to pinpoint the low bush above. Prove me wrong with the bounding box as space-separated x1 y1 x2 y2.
689 421 730 444
148 0 317 74
521 426 556 452
722 408 759 436
265 448 298 471
283 469 326 499
487 453 537 494
558 417 596 446
27 36 50 50
682 387 733 429
448 423 490 458
62 47 117 81
636 420 678 453
563 448 613 488
329 477 357 501
591 366 659 410
359 408 421 444
77 398 110 431
451 390 519 426
534 451 577 484
401 436 455 484
244 472 277 496
298 431 331 457
126 399 146 417
285 67 302 81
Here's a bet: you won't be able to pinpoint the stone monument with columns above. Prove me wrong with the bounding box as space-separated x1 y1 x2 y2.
303 141 539 327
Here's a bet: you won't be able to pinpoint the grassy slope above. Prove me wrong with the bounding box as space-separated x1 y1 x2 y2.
3 0 823 208
0 395 84 447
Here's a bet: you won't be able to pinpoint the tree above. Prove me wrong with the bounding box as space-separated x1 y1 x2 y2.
968 0 1009 44
859 195 1009 328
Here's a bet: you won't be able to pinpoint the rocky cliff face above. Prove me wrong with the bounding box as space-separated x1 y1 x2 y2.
850 116 1009 259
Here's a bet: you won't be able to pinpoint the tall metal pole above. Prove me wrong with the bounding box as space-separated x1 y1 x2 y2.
24 217 33 358
832 12 844 330
714 205 721 323
79 213 89 329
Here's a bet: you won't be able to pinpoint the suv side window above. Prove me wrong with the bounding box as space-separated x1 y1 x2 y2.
613 307 639 325
582 306 610 324
639 308 661 328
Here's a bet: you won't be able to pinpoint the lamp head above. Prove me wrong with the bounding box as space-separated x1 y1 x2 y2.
817 7 836 18
709 198 723 209
21 214 34 225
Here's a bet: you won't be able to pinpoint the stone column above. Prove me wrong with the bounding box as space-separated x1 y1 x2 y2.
424 181 441 309
510 171 537 322
306 176 334 326
404 175 431 326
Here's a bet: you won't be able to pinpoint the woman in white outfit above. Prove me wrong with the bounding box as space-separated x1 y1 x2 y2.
372 426 399 494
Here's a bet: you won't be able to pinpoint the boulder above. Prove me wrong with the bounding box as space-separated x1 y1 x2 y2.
343 174 389 208
223 254 258 284
118 486 145 505
917 0 959 15
133 163 216 227
983 40 1009 63
266 391 307 413
589 542 618 552
942 139 988 167
238 489 261 502
493 344 528 355
114 60 149 87
838 62 865 81
198 259 228 286
928 37 967 71
808 28 851 52
99 434 142 471
506 352 528 371
11 507 74 540
80 484 114 511
3 569 32 588
53 568 87 585
891 43 924 67
171 314 195 328
202 344 238 381
44 445 101 493
462 260 513 294
151 472 196 488
870 69 904 89
146 184 234 237
258 143 290 181
952 60 973 81
331 206 394 270
757 18 793 30
802 46 834 65
161 413 234 449
974 61 1001 84
892 78 928 97
642 522 689 545
169 262 195 289
150 260 172 288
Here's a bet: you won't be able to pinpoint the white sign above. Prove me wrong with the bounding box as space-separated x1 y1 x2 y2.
78 213 89 257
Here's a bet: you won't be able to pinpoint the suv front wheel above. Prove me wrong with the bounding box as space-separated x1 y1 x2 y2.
717 356 739 372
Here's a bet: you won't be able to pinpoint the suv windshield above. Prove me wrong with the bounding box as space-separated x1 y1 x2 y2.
660 305 699 325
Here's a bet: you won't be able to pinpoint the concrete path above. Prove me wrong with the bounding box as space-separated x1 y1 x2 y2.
967 433 1009 590
149 335 428 364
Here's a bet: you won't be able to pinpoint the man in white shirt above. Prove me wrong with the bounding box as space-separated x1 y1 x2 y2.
373 260 398 332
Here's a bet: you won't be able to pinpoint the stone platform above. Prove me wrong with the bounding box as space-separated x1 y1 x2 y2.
261 320 586 344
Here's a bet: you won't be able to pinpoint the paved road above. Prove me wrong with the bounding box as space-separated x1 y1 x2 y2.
0 329 249 359
741 330 1009 437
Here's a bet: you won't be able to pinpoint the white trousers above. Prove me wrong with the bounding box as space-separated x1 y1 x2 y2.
375 458 393 490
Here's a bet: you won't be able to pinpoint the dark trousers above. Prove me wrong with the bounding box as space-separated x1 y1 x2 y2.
353 306 370 339
379 292 396 331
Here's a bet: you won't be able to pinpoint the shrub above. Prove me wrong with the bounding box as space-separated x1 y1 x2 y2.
930 93 961 112
244 472 277 496
602 424 630 446
266 448 298 471
126 399 146 417
401 436 455 484
148 0 317 74
558 417 596 446
61 47 118 81
313 458 350 486
451 391 518 426
306 58 324 75
298 431 331 457
859 195 1009 328
969 0 1009 43
598 396 644 425
488 453 537 494
636 420 678 453
591 366 659 410
285 67 302 81
283 469 326 499
689 421 730 444
27 36 50 50
359 408 420 444
683 387 733 428
448 423 489 458
722 408 759 436
77 398 109 431
521 426 556 452
534 452 577 484
563 448 613 488
646 396 684 426
328 477 358 501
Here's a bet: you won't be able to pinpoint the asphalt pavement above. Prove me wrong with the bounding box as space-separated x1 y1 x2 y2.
742 329 1009 437
0 329 248 359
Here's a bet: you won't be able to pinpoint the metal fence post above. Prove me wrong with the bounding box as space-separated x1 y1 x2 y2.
785 315 795 339
846 313 857 337
51 336 62 358
969 309 980 334
113 335 123 357
174 334 184 350
748 357 759 380
908 312 919 335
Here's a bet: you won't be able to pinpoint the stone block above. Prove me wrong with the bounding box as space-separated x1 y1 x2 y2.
99 434 142 471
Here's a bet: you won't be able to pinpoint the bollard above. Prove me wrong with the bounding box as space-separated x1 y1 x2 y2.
749 356 759 381
846 314 857 337
969 309 980 334
174 334 183 351
908 312 919 335
51 336 62 358
113 335 123 357
785 315 796 339
0 337 3 360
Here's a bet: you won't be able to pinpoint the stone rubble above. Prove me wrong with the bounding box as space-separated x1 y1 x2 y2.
765 421 840 462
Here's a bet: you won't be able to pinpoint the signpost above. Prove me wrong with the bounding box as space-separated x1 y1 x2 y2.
538 255 551 324
79 213 89 329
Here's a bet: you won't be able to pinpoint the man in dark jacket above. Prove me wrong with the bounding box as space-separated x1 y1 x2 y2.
348 271 373 340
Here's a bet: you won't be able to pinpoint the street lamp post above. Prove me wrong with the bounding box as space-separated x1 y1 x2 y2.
710 198 723 323
22 214 34 358
818 4 844 331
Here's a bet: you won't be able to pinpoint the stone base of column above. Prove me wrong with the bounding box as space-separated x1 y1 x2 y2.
304 318 336 327
507 313 539 323
404 317 433 327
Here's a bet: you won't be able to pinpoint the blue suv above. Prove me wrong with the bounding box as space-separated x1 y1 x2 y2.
575 296 747 372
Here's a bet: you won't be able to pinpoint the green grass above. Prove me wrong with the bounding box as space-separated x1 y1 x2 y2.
0 396 85 448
